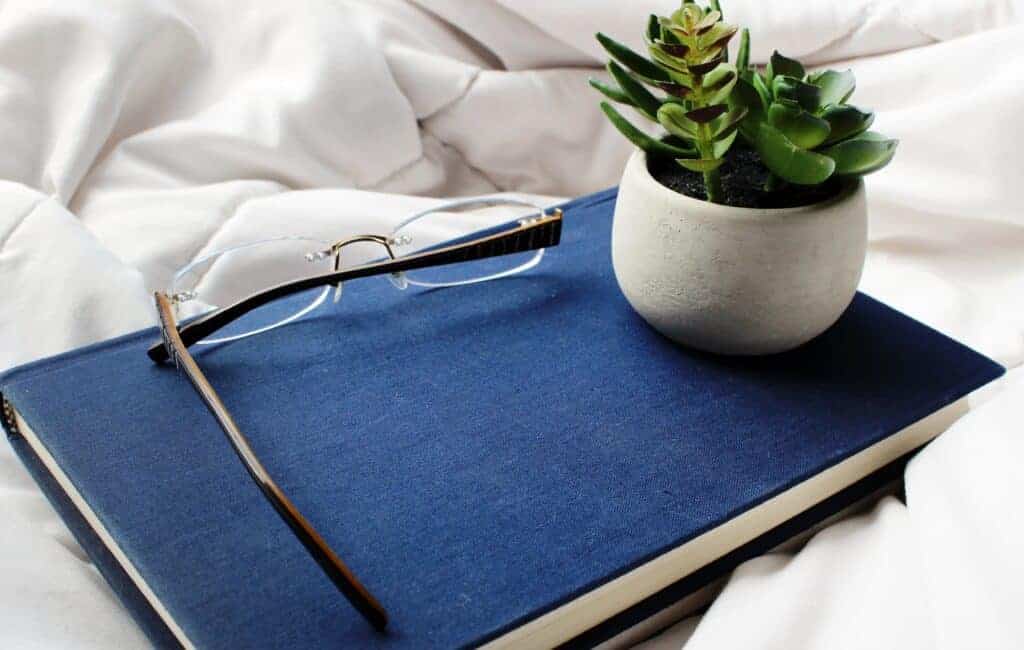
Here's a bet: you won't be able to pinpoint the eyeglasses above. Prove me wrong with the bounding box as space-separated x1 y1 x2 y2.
164 197 559 345
148 198 563 630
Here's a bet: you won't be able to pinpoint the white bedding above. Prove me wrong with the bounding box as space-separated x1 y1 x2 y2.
1 1 1023 647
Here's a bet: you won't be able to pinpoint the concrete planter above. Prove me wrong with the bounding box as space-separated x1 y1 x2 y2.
612 149 867 355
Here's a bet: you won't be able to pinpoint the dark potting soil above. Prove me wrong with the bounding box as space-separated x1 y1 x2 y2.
647 144 845 209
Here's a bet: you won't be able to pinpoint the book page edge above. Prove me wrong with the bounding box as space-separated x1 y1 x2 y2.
592 475 904 650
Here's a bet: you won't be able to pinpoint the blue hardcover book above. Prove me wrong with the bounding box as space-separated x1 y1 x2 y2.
1 188 1004 649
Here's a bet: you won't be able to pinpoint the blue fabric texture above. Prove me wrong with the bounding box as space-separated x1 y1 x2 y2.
1 187 1004 649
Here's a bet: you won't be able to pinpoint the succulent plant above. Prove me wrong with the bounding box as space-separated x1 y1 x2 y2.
591 0 746 204
731 30 898 189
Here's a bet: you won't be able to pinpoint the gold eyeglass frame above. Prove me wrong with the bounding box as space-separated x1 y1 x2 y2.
149 207 563 630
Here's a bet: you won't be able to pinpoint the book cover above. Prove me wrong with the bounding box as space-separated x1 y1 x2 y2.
1 188 1004 648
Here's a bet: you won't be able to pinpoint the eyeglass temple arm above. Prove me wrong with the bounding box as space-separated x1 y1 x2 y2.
148 209 562 363
153 293 389 630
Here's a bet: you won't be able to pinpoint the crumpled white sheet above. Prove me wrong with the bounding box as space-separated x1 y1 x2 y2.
0 1 1022 648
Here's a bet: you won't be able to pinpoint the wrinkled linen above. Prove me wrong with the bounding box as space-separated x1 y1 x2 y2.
1 1 1023 648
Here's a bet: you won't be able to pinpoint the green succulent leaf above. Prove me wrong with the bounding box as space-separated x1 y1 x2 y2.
766 50 805 86
819 131 899 176
674 4 703 30
771 76 796 99
689 56 725 76
713 130 737 158
703 64 736 92
588 78 634 106
768 102 831 149
667 69 695 88
730 76 765 126
698 23 737 51
646 14 660 42
711 105 748 140
819 104 874 145
772 76 822 112
808 69 856 107
696 10 722 34
596 33 671 83
709 0 727 60
706 82 736 106
653 40 690 57
752 72 771 109
677 157 725 172
657 102 699 139
699 44 728 64
702 64 737 103
607 61 661 121
660 19 683 44
668 5 685 27
686 104 729 123
704 71 737 105
664 24 688 42
648 45 690 74
751 122 836 185
657 82 691 98
735 28 750 75
601 102 697 157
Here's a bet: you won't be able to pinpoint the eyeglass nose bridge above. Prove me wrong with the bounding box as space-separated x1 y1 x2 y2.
324 234 407 302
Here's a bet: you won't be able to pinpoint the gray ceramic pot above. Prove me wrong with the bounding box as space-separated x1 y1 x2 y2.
612 149 867 355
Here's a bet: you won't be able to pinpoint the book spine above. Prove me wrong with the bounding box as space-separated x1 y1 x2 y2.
5 410 182 649
1 394 21 438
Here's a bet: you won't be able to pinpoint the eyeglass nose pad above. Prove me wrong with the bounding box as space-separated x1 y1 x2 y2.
333 282 344 304
389 272 408 290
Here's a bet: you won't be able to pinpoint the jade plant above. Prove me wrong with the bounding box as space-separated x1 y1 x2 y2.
730 29 898 189
590 0 746 204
